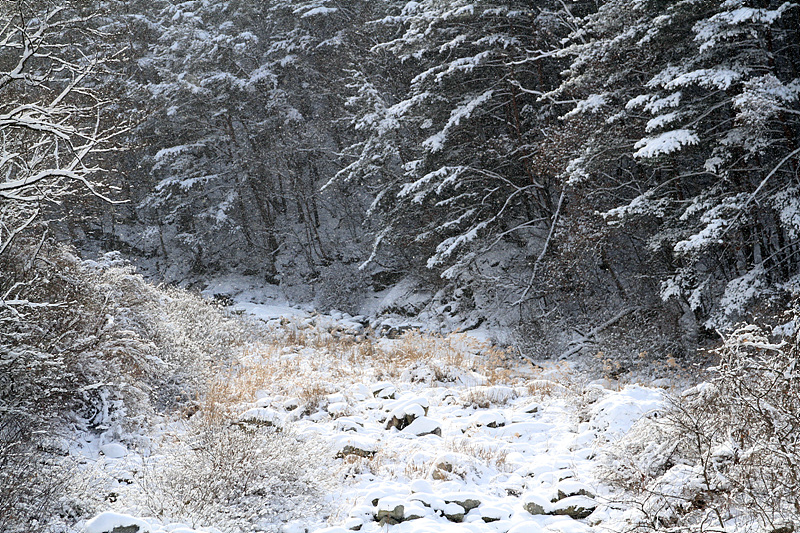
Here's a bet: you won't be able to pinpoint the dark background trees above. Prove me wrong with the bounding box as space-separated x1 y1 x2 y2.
3 0 799 359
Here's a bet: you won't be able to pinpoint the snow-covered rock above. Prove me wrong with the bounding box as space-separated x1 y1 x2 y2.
239 407 283 427
522 493 553 515
85 512 151 533
402 415 442 437
551 495 598 519
333 434 379 458
99 443 127 459
590 385 664 438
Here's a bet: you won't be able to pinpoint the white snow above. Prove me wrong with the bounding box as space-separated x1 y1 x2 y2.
99 443 128 458
85 512 152 533
590 385 664 438
564 93 607 117
75 312 678 533
633 129 699 158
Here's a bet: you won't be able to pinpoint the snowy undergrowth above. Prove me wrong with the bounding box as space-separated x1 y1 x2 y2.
73 311 676 533
29 262 794 533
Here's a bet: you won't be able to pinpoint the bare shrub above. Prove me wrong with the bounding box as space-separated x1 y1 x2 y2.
0 242 264 531
601 320 800 533
0 421 72 533
139 416 331 532
314 263 368 315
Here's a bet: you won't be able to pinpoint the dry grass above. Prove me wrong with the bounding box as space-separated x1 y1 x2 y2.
197 322 524 417
396 438 513 482
460 386 518 408
447 438 512 472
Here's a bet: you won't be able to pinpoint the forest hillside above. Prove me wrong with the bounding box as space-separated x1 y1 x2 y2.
1 0 799 532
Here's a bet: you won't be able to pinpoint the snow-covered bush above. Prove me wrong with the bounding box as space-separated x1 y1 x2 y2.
314 262 368 315
602 319 800 532
0 242 259 531
139 416 330 532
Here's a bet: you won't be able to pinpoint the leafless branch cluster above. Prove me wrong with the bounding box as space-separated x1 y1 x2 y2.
0 1 121 260
602 319 800 533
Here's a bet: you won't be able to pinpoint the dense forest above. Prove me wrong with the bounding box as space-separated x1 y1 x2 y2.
3 0 799 355
2 1 800 532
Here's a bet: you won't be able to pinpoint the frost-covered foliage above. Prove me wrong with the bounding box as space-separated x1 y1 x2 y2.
554 0 800 333
335 0 569 283
602 320 800 532
0 243 257 532
140 420 329 532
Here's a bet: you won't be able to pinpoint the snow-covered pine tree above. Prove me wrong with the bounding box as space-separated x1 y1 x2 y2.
114 0 382 287
553 0 800 333
336 1 568 292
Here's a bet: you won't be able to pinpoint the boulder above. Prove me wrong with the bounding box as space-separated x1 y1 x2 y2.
522 493 552 515
402 501 429 521
239 407 282 427
385 398 429 430
551 495 598 519
99 443 127 459
334 435 379 459
554 479 595 501
372 382 396 399
402 416 442 437
443 495 481 512
442 502 465 522
84 512 151 533
375 504 404 525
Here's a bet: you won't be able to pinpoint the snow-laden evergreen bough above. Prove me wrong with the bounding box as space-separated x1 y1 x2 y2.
553 0 800 333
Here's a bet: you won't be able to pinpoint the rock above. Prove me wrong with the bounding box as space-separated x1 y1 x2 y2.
478 504 511 523
343 518 363 531
386 414 414 431
551 495 598 519
402 501 428 520
337 445 376 459
327 393 346 404
409 491 446 511
376 504 404 525
409 479 433 494
372 382 396 399
327 402 350 417
432 460 453 480
402 416 442 437
442 502 465 522
443 496 481 512
521 402 541 414
385 398 429 430
239 407 282 427
99 443 127 459
335 417 365 432
283 397 301 411
555 479 595 501
85 512 151 533
522 493 552 515
471 411 507 428
334 435 378 459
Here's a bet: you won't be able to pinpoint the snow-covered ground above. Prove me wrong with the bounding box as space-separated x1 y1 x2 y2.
72 305 672 533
